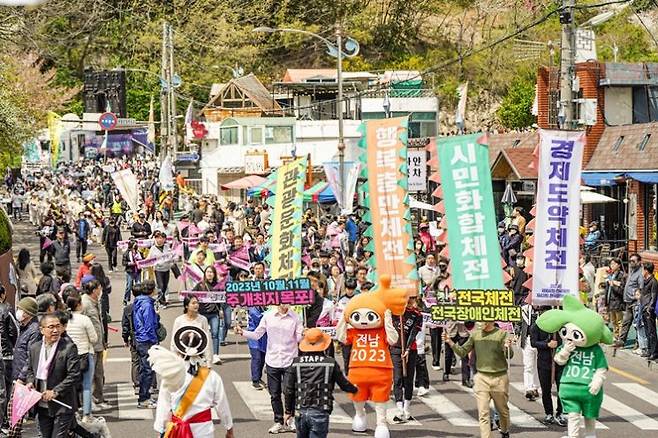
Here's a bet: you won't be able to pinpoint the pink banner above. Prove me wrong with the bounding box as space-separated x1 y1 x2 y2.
11 382 42 427
41 237 53 250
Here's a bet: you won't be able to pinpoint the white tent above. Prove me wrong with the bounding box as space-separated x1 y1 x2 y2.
409 196 436 211
580 190 618 204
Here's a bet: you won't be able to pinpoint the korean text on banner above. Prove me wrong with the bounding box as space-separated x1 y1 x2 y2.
532 129 584 306
47 112 62 168
364 117 417 292
437 133 504 290
429 290 521 322
407 149 427 193
110 169 140 212
269 157 307 279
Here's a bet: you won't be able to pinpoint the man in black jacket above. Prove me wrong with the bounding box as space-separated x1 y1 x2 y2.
284 328 357 438
640 262 658 360
102 218 122 272
50 227 71 280
19 313 80 438
530 308 566 427
131 213 152 239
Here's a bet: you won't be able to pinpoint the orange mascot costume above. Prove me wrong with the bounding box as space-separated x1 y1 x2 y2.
335 275 408 438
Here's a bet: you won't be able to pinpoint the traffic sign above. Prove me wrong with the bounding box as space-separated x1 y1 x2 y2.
98 112 118 130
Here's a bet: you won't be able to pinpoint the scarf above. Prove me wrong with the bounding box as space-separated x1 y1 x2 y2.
36 340 59 381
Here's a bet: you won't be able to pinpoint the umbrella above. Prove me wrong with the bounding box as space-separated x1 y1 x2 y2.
501 183 517 225
580 190 618 204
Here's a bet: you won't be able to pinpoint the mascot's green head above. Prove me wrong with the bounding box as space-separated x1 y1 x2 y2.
537 294 613 348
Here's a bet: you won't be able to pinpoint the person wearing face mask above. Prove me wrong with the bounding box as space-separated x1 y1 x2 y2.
502 224 522 267
510 255 529 305
12 297 40 383
497 222 508 256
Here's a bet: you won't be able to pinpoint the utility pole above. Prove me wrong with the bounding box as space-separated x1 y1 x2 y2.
168 23 178 157
160 21 168 161
336 23 345 210
559 0 576 130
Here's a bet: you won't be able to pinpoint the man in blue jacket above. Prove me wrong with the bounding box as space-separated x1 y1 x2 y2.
132 281 159 408
248 306 268 390
75 212 91 263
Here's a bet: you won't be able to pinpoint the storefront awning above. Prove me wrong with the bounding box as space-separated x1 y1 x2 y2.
581 172 621 186
220 175 267 191
625 172 658 184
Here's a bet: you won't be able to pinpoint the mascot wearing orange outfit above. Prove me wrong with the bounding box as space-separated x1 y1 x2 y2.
335 275 408 438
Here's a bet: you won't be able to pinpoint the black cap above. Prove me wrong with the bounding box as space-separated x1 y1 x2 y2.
345 278 357 289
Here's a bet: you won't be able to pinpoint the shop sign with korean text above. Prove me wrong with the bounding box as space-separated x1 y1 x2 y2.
407 149 427 192
532 130 584 306
437 133 504 290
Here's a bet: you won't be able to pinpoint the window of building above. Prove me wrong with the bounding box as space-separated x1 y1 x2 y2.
265 126 293 144
249 127 263 144
611 136 624 151
220 127 238 145
638 133 651 151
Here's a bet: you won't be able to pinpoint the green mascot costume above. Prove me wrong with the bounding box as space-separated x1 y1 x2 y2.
537 294 613 438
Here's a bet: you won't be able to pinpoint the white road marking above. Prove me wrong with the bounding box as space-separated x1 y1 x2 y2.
602 391 658 430
366 400 422 426
613 383 658 409
114 383 152 420
420 387 479 427
234 381 352 424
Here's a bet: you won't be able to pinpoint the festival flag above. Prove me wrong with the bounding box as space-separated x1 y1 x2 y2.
47 111 62 168
455 82 468 133
437 133 504 291
531 129 584 306
184 101 193 145
159 155 175 191
41 237 53 250
358 117 418 294
147 95 156 154
267 156 308 279
98 130 108 156
10 382 42 427
323 161 361 214
110 169 140 213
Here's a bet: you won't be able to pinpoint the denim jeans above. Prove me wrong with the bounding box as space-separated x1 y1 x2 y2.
203 312 220 354
295 408 330 438
249 348 266 383
266 365 288 424
136 342 155 402
124 272 140 303
81 354 95 415
220 304 233 343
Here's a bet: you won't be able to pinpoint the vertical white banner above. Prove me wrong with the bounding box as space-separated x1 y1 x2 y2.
111 169 140 213
532 129 585 306
323 161 360 215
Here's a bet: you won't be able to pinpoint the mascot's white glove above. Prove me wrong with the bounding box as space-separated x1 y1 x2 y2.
589 368 607 395
384 309 399 345
335 316 348 344
554 340 576 366
148 345 186 392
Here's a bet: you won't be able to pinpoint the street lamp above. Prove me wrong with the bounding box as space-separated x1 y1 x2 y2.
253 25 360 210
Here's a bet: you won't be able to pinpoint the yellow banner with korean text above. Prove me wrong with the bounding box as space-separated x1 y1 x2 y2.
268 156 308 280
362 117 418 294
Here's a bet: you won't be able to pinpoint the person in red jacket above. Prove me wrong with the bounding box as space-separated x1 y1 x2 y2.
74 253 96 287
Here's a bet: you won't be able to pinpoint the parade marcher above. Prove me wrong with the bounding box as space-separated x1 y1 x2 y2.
414 315 430 397
151 326 234 438
81 279 110 410
171 295 213 367
50 227 71 280
444 322 514 438
122 284 143 395
536 295 612 438
122 240 142 305
640 262 658 360
530 307 566 426
66 294 98 422
133 280 160 408
442 320 472 386
16 248 39 296
101 217 122 272
19 313 81 438
74 212 91 263
519 304 540 401
336 277 357 373
74 253 96 288
418 254 439 289
236 304 304 434
193 266 223 365
247 305 267 390
283 328 358 438
131 212 152 239
147 230 174 307
12 297 40 381
391 295 423 423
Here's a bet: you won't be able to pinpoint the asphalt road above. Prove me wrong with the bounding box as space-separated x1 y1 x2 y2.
11 220 658 438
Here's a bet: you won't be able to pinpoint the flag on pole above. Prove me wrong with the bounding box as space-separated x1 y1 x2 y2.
147 95 156 154
47 112 62 168
10 382 42 427
455 82 468 134
184 101 193 146
99 130 108 155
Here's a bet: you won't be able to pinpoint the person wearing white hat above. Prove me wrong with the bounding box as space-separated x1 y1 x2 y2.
151 325 234 438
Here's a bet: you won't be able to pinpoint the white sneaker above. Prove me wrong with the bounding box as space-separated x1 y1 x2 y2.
286 417 296 432
213 354 222 365
417 386 429 397
268 423 286 434
431 365 441 371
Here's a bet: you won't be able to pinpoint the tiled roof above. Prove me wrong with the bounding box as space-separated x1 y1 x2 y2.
486 131 538 165
493 148 538 179
586 122 658 171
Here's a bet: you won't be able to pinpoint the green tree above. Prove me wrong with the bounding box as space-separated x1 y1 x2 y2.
497 75 536 129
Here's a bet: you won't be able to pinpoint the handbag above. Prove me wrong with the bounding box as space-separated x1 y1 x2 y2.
170 263 181 279
79 353 90 372
157 323 167 342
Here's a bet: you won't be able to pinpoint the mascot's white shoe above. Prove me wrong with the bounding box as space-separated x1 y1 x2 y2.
352 414 367 433
374 425 390 438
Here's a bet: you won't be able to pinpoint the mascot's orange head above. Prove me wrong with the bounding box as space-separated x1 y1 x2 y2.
343 275 409 329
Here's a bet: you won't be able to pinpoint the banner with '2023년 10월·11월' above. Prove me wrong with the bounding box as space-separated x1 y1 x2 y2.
268 156 308 280
532 129 584 306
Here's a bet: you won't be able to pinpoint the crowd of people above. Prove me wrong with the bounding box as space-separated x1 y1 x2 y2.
1 155 655 438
